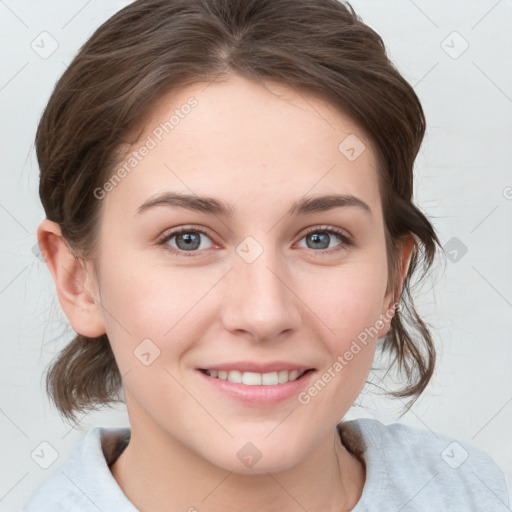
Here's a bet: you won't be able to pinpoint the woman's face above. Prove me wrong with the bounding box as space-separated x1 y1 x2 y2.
92 75 397 473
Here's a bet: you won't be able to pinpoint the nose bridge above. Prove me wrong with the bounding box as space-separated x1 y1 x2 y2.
222 236 301 340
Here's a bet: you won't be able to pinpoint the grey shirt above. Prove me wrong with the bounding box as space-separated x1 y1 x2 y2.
22 418 511 511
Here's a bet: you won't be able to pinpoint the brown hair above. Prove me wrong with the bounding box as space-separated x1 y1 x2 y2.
37 0 442 423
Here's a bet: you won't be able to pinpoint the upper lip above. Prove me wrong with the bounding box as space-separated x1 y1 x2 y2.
199 362 314 373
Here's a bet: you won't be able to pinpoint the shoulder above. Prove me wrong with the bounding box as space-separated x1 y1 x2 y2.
340 417 510 511
22 426 135 512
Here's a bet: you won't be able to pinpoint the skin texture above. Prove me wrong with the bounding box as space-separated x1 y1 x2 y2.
39 75 413 512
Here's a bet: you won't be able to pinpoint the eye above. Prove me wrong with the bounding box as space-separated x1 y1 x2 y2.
158 224 352 258
296 226 352 255
159 226 215 257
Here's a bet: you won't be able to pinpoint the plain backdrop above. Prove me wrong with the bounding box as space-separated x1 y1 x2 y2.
1 0 511 509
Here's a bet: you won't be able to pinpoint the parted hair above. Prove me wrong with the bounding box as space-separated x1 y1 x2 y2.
36 0 441 422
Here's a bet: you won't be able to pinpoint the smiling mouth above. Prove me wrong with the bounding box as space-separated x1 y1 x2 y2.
199 368 314 385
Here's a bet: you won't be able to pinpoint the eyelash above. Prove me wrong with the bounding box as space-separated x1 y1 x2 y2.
157 224 353 258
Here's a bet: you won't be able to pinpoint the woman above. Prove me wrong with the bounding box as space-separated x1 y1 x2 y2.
23 0 510 510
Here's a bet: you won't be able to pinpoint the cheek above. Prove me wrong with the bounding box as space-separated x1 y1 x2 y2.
95 246 219 368
299 252 388 342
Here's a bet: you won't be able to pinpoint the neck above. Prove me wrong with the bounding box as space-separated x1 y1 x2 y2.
110 419 365 512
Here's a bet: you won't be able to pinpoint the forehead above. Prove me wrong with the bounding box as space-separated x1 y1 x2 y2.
106 75 382 219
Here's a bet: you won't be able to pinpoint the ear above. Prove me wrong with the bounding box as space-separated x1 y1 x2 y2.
377 234 416 339
37 219 106 337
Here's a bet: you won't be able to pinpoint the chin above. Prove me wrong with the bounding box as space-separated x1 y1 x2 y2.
202 435 307 475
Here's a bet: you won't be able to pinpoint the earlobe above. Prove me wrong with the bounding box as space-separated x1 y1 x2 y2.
37 219 106 338
376 300 398 340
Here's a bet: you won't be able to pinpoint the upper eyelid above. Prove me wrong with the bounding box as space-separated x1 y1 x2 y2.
301 225 351 238
159 224 215 242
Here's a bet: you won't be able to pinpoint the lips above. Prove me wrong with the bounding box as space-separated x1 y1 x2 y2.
196 363 316 405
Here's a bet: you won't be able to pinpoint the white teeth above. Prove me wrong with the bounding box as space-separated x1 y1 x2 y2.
262 372 278 385
228 370 242 383
278 370 289 383
205 369 307 385
242 372 261 385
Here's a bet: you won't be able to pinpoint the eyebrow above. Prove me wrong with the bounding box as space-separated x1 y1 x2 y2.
136 191 372 218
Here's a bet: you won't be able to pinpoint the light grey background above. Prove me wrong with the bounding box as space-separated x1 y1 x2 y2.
1 0 511 509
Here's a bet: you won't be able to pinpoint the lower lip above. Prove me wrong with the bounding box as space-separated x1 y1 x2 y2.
196 369 315 405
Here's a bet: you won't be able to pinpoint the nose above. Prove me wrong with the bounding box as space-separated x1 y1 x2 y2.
220 243 302 343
